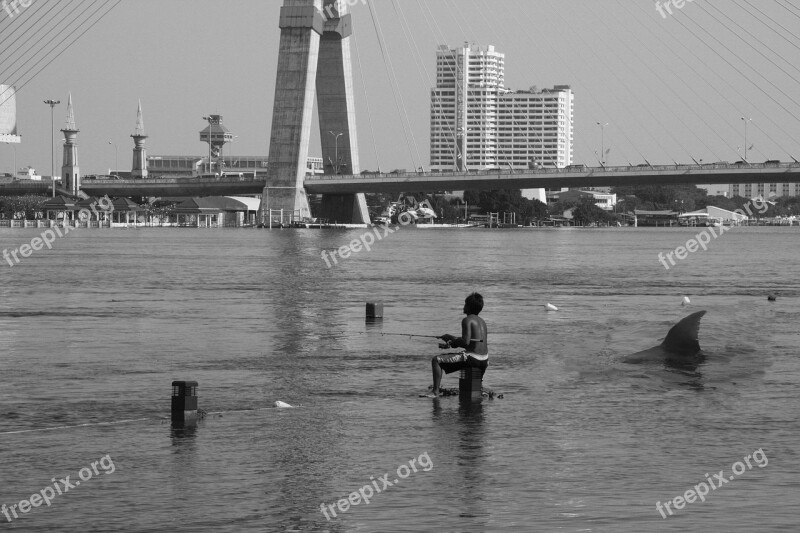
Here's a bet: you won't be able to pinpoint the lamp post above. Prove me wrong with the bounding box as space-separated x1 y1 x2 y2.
108 141 118 176
328 131 343 174
741 117 751 161
44 99 60 197
596 122 608 166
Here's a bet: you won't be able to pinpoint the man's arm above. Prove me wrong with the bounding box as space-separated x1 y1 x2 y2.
441 318 474 349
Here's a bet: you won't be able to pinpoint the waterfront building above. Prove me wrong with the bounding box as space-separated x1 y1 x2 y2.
131 101 148 179
173 196 261 227
548 189 616 211
498 86 574 171
61 93 80 196
729 182 800 199
145 155 323 178
430 43 505 172
429 43 573 203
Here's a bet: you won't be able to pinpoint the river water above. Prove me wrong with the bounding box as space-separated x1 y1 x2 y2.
0 226 798 532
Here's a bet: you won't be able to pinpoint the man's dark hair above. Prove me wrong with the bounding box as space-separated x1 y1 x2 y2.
464 293 484 315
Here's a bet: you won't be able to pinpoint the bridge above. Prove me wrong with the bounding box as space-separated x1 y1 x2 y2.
0 180 72 197
78 176 266 198
307 162 800 194
2 161 791 197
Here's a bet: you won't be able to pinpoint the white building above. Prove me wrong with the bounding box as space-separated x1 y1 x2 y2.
429 44 573 203
430 44 505 172
729 182 800 199
497 86 574 170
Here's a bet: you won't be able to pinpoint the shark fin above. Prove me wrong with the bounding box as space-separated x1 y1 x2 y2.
662 310 706 355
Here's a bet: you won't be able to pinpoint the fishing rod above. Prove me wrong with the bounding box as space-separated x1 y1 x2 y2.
376 332 442 339
356 332 484 342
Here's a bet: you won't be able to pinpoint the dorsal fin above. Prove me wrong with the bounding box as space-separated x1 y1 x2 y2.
662 311 706 355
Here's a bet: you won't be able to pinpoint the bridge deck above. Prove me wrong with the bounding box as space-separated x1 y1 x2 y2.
304 162 800 194
3 163 799 197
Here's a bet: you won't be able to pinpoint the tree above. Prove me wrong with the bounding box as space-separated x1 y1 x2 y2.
0 195 49 219
611 184 703 212
569 197 611 225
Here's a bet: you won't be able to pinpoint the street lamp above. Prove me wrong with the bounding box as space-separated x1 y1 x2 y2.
108 141 118 176
44 99 60 197
328 131 344 174
596 122 609 166
741 117 752 161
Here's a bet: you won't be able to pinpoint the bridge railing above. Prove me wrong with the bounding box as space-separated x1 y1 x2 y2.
83 175 266 186
308 161 800 181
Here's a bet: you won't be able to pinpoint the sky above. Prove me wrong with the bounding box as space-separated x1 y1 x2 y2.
2 0 800 180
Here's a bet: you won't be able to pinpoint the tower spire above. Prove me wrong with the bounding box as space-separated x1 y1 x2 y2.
131 99 149 179
135 99 145 136
64 92 76 131
61 92 80 195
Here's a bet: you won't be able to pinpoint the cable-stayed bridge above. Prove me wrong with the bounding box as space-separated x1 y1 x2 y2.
44 161 797 197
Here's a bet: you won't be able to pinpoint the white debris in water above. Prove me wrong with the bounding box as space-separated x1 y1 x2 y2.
274 401 293 408
545 303 558 312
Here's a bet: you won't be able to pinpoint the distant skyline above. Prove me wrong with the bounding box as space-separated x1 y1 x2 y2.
2 0 799 179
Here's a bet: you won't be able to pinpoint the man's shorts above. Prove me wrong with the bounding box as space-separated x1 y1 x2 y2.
435 352 488 377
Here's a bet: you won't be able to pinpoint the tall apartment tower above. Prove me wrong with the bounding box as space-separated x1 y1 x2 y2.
61 93 80 196
131 100 148 179
430 44 505 171
498 85 574 170
430 43 574 181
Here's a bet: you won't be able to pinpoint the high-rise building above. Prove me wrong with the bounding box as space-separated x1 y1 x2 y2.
498 85 573 170
430 44 505 172
429 44 573 201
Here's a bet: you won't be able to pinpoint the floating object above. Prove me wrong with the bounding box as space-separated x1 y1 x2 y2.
545 303 558 312
171 381 198 425
274 401 293 408
366 302 383 320
767 294 777 302
620 311 706 371
681 297 691 306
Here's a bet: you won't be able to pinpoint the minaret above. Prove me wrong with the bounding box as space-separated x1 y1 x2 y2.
61 93 80 196
131 100 148 178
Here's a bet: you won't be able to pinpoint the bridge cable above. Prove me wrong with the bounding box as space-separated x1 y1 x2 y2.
736 0 800 52
365 0 422 171
583 1 727 162
466 0 582 170
389 0 440 171
0 0 66 62
0 1 122 110
350 30 382 173
536 1 684 163
625 0 799 159
415 0 470 170
0 0 98 86
670 3 800 121
773 0 800 21
506 0 650 166
700 1 800 86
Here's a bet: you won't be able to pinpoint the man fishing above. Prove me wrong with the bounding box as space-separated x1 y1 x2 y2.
427 292 489 398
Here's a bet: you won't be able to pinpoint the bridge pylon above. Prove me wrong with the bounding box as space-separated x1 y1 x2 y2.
263 0 370 224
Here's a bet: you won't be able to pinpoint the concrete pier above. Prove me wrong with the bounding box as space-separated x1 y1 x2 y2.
263 0 369 224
